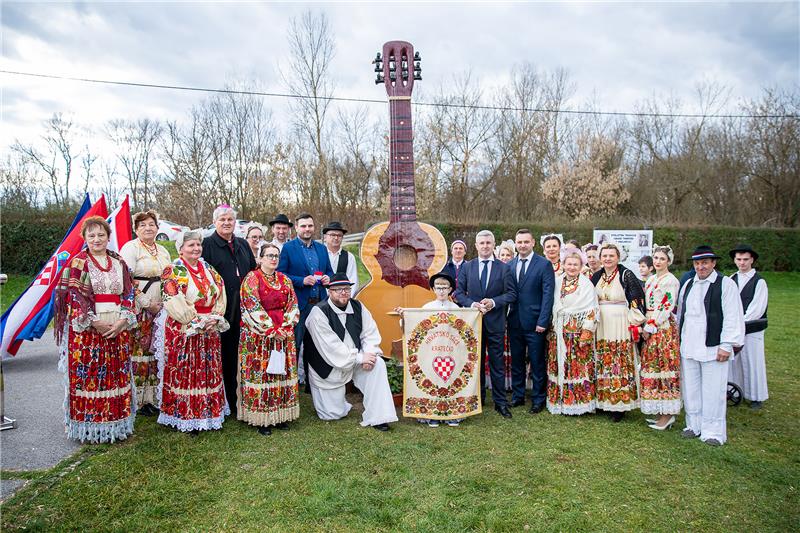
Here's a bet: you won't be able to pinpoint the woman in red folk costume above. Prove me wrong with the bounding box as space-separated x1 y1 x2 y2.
156 230 229 433
54 216 137 443
238 243 300 436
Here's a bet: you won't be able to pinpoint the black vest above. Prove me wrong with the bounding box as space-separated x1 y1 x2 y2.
333 250 349 275
679 274 724 347
732 272 768 334
303 299 363 379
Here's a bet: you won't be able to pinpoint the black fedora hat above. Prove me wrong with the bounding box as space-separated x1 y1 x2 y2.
729 243 759 261
322 221 348 235
429 272 455 293
327 272 354 288
690 245 721 261
269 214 293 227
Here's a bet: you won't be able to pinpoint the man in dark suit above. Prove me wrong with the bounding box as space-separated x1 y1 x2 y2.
277 213 334 382
454 230 517 418
202 205 257 415
507 229 555 414
440 239 468 288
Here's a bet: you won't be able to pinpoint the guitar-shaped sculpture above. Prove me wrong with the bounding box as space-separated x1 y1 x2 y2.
357 40 448 357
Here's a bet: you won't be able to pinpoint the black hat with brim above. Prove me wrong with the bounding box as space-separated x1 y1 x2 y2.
729 244 759 261
327 272 354 288
322 221 348 235
269 214 293 227
690 245 721 261
429 272 455 292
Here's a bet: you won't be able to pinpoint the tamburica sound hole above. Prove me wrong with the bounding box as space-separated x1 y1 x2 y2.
393 245 418 270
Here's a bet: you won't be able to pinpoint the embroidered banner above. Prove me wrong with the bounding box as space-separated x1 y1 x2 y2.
402 308 482 420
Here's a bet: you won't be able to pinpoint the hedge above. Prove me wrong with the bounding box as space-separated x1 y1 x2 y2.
431 222 800 272
1 211 798 274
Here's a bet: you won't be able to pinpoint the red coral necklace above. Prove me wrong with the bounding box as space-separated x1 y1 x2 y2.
88 252 112 272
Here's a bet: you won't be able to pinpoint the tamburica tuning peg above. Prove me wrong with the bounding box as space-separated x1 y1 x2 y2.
389 71 396 80
374 64 382 73
414 52 421 61
373 52 382 63
413 73 422 81
375 74 384 84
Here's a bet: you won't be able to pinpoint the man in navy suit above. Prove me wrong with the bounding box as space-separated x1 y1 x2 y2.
454 230 517 418
507 229 555 414
277 214 334 381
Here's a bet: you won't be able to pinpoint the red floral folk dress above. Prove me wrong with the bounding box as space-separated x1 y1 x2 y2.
156 258 230 432
54 250 137 443
238 270 300 427
640 272 681 415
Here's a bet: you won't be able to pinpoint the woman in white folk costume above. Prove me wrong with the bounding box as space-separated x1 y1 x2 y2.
54 216 137 443
640 244 682 430
119 210 171 416
727 244 769 409
156 230 230 433
590 242 647 421
582 244 601 278
547 248 599 415
238 243 300 436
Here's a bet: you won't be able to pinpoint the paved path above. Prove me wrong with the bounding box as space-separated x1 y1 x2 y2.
1 335 80 500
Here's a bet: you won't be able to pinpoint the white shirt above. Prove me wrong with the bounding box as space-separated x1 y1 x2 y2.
305 300 382 389
422 299 460 310
327 248 359 293
732 269 769 324
678 270 745 362
270 238 287 251
515 252 533 281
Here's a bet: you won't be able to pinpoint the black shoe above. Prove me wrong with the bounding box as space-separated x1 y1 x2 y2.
372 423 390 432
137 404 159 416
511 400 526 408
258 426 272 436
188 429 200 437
610 411 625 423
275 422 290 431
529 403 545 414
495 405 512 419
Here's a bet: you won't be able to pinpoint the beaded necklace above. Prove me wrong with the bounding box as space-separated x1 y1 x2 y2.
88 252 112 272
561 275 579 298
141 239 159 258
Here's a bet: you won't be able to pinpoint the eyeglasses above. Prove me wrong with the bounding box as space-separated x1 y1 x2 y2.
263 254 280 260
433 286 451 291
328 286 352 293
326 233 344 239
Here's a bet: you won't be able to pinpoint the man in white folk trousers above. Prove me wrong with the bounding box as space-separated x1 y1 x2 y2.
677 245 745 446
727 244 769 409
303 273 398 431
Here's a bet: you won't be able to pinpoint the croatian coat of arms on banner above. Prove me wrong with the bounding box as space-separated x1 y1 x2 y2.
402 308 482 420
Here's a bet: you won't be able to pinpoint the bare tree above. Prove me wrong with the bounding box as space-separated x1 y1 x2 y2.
11 113 78 207
106 118 162 210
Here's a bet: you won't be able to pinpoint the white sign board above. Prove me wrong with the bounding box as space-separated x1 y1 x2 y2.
592 229 654 279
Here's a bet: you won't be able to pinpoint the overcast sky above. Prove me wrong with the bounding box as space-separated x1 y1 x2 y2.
2 1 798 152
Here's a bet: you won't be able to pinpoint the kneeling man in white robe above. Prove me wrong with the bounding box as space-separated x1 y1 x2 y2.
677 245 745 446
304 273 398 431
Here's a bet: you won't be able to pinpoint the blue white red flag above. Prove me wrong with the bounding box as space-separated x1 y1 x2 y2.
0 194 109 358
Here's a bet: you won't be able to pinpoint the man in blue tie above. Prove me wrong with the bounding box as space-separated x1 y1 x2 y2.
507 229 555 414
454 230 517 418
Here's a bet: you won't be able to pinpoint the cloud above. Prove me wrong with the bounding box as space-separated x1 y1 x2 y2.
1 1 797 152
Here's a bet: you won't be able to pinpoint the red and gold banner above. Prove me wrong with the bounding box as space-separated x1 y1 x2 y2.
402 308 482 420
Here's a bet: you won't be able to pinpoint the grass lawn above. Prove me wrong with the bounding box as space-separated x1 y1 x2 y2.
1 270 798 531
1 274 35 314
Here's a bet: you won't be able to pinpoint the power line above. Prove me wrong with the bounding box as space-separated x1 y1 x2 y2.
1 69 797 120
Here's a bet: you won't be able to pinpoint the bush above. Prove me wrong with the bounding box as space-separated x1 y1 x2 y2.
1 210 76 275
